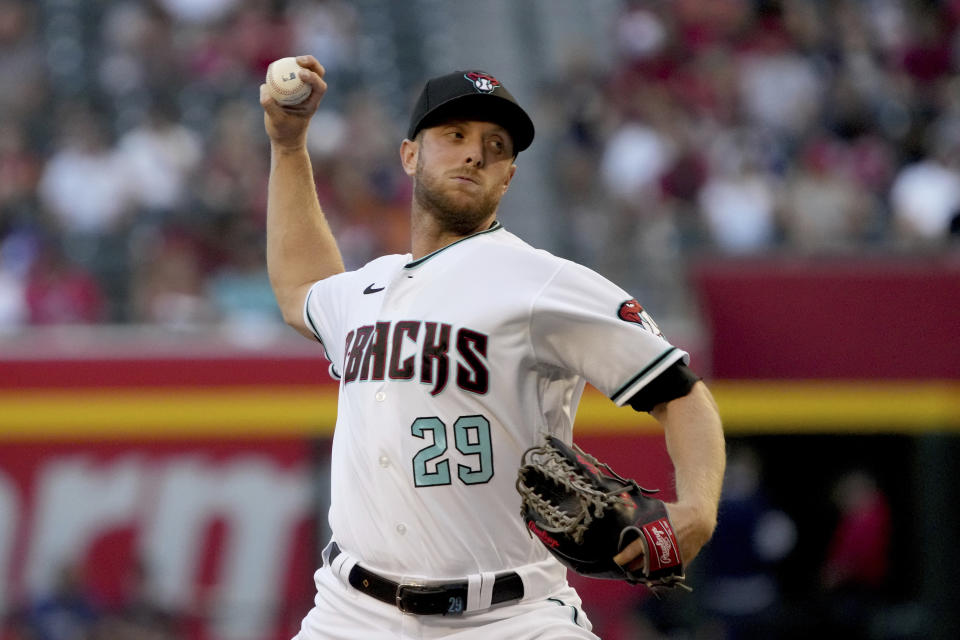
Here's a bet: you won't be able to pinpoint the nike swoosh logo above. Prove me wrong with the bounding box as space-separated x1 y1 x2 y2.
363 284 386 294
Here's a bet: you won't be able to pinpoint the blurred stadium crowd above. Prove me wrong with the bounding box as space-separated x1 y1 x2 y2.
0 3 948 639
1 0 960 330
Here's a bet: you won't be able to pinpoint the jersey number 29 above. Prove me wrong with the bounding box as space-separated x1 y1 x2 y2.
411 415 493 486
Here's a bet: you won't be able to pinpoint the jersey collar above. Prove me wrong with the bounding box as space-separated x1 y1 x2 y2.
404 220 503 269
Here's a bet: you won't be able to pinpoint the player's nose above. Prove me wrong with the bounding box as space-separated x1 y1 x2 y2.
462 136 485 167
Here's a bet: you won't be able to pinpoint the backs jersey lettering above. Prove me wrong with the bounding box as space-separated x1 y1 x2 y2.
302 223 686 579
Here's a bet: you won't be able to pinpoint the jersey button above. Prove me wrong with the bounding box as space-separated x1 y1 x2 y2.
379 455 390 467
375 391 386 402
396 523 406 535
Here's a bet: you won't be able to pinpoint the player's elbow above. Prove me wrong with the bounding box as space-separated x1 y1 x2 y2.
270 282 311 333
278 302 303 330
277 303 315 341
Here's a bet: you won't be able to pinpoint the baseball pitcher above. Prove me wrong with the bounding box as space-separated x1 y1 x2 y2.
260 56 725 639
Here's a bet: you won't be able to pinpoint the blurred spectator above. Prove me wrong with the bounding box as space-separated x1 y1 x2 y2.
37 106 133 237
0 257 25 328
597 86 686 311
599 112 675 204
821 470 891 593
819 469 892 638
215 0 293 79
98 1 181 107
898 4 954 92
736 10 824 139
658 142 709 250
89 560 178 640
116 101 203 220
130 231 215 326
312 90 411 269
155 0 240 26
698 130 779 253
696 445 797 639
0 0 47 121
208 219 282 343
617 2 667 59
24 239 105 325
28 564 99 640
0 222 37 328
193 100 269 225
0 608 36 640
541 50 616 264
287 0 360 82
35 105 134 320
890 133 960 245
0 121 42 217
1 0 959 329
780 136 875 252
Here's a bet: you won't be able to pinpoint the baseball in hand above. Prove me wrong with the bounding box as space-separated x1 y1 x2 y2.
265 57 312 106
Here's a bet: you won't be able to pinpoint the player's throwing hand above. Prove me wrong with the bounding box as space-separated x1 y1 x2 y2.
260 55 327 151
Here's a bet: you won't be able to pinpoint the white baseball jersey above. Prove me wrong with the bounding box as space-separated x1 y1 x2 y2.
303 221 687 582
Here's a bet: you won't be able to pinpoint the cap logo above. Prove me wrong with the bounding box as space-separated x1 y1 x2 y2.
464 71 500 93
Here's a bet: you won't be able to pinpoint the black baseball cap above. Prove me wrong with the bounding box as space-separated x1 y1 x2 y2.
407 70 535 153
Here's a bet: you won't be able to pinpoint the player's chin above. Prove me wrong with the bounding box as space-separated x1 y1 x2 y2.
440 185 483 209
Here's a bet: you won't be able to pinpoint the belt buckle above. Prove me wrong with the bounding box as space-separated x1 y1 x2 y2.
395 582 422 614
396 582 463 616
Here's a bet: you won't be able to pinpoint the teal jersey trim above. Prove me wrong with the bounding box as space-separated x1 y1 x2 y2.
547 597 580 625
404 220 503 269
304 285 324 342
304 284 339 378
610 346 679 404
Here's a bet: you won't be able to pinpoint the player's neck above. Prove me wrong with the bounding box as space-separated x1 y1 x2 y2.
409 208 497 260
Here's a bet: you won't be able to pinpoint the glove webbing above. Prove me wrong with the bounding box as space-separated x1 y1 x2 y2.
518 444 637 544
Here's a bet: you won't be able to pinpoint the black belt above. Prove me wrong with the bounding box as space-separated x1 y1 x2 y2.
328 543 524 615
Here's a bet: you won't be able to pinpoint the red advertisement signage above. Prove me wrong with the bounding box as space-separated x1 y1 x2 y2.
0 439 317 640
1 351 333 640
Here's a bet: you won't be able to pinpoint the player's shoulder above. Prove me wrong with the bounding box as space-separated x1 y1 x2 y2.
485 230 637 311
327 253 410 282
483 227 610 282
480 227 567 270
358 253 411 273
307 253 409 299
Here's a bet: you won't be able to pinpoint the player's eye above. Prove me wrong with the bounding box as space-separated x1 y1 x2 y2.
488 138 507 155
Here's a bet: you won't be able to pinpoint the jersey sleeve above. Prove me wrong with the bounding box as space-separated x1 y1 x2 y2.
529 260 688 406
303 273 351 379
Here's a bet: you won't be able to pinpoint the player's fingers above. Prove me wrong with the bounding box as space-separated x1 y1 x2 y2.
259 84 289 118
613 537 645 566
259 83 273 108
298 67 327 95
281 70 325 111
295 55 325 78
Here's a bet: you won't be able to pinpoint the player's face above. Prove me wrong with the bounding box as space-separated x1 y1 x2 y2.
404 120 517 235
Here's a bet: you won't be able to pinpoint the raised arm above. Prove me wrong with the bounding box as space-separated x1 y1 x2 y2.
260 55 345 339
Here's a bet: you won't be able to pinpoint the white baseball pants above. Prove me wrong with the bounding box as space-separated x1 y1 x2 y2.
292 545 598 639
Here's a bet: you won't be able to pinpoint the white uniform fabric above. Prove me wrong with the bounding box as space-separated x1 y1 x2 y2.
298 541 596 639
298 222 686 633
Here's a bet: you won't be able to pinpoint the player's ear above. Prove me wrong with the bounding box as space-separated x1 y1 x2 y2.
400 138 418 177
501 163 517 195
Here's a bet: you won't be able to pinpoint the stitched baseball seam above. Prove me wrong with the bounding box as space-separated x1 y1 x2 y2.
268 63 310 101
